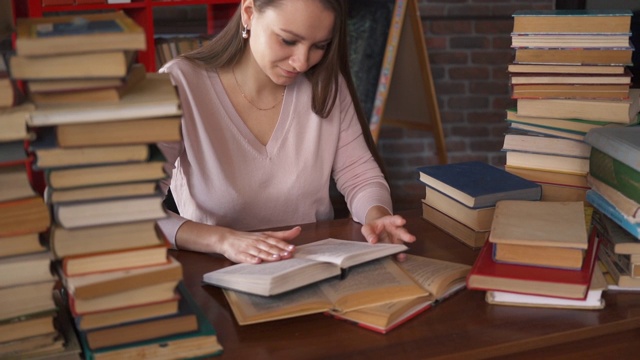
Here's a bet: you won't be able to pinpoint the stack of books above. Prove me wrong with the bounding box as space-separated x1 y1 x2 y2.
10 11 223 359
417 161 541 248
584 125 640 290
504 9 639 202
1 42 73 358
467 200 606 310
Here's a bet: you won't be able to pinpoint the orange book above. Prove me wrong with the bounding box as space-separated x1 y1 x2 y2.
62 244 169 277
0 196 50 237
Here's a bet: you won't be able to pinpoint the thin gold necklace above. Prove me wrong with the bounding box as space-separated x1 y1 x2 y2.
231 66 284 111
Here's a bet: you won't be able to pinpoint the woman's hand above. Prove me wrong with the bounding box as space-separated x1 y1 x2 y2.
361 206 416 261
216 227 301 264
175 221 301 264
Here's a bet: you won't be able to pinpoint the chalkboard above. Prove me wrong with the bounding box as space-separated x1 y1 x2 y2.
347 0 394 121
348 0 447 164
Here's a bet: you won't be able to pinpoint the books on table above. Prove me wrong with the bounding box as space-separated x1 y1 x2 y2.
417 161 542 208
327 255 470 333
417 161 540 247
485 266 606 310
489 200 589 270
466 227 599 300
203 238 408 296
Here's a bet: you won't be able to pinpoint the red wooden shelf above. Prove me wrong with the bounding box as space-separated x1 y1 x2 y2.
13 0 240 71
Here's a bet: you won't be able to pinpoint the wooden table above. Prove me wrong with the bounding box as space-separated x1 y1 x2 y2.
171 209 640 359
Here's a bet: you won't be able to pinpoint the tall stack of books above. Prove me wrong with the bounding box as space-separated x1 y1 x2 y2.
466 200 607 310
10 11 223 359
504 9 639 202
584 125 640 290
1 37 72 358
417 161 542 248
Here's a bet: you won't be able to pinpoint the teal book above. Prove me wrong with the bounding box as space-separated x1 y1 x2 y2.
417 161 542 209
585 125 640 173
79 282 223 360
589 147 640 204
587 190 640 240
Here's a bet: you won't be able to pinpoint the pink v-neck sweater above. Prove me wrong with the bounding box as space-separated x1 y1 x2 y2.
157 58 392 247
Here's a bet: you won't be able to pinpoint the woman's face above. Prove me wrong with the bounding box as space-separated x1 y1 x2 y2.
246 0 335 85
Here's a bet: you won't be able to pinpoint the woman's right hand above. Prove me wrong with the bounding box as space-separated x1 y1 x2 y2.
215 226 301 264
174 221 300 264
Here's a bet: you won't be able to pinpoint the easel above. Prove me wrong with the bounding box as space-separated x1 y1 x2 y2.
369 0 447 164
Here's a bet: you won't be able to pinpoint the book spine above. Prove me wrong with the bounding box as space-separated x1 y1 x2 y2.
587 190 640 240
589 148 640 204
585 131 640 173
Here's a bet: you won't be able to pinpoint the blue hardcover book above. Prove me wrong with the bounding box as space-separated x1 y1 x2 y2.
586 190 640 240
417 161 542 208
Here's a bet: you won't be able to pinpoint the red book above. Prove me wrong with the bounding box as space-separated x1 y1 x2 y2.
466 228 598 300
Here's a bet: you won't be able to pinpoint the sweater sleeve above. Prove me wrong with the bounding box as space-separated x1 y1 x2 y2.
332 77 392 224
155 61 189 248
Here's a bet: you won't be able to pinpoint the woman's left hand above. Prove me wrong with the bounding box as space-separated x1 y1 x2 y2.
361 206 416 261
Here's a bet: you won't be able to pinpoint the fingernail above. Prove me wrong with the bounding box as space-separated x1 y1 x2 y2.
271 254 279 259
281 251 289 257
287 245 295 250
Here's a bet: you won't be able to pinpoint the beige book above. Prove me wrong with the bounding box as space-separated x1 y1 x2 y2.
223 257 428 325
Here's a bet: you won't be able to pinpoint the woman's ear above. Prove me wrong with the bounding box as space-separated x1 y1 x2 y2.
240 0 255 28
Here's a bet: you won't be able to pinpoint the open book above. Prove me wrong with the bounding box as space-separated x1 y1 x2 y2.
328 255 471 333
202 238 407 296
222 257 428 325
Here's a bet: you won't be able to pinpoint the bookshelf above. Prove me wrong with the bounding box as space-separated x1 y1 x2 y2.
12 0 240 71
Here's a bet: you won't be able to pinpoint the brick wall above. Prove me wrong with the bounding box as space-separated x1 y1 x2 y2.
382 0 555 211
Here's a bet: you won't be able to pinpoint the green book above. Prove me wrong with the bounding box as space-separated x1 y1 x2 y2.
79 282 223 360
589 148 640 204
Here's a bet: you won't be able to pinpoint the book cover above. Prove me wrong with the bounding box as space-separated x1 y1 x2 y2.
508 63 628 75
512 9 633 34
584 124 640 173
62 243 169 277
506 108 625 135
421 202 489 249
78 282 223 360
10 50 133 80
63 256 182 299
53 193 166 229
422 188 495 231
589 147 640 204
0 196 51 237
489 200 588 249
0 103 34 143
30 128 151 169
50 220 164 259
466 228 598 300
484 266 606 310
54 116 182 147
514 47 633 66
505 150 589 175
587 190 640 240
0 163 37 203
516 89 640 123
593 211 640 255
80 286 198 350
15 11 146 57
502 129 592 158
417 161 541 208
28 73 181 127
587 174 639 223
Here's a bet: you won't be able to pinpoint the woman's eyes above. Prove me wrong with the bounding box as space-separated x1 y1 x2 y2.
281 38 329 50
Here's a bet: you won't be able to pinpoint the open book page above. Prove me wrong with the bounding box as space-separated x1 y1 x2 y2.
294 238 407 268
203 258 340 296
319 257 428 312
398 255 471 298
223 285 332 325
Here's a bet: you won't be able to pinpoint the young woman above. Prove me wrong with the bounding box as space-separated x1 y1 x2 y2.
157 0 415 264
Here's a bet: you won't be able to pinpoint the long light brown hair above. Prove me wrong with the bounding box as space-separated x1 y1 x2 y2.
182 0 386 175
